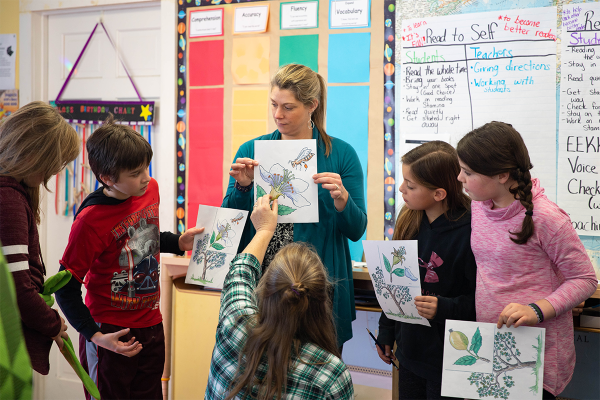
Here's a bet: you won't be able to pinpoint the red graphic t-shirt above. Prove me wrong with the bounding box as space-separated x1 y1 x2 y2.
60 179 162 328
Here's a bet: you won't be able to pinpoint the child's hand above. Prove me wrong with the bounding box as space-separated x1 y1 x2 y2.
572 301 585 317
251 195 278 234
178 227 205 251
52 316 69 350
376 344 395 365
91 329 143 357
415 296 438 319
497 303 537 328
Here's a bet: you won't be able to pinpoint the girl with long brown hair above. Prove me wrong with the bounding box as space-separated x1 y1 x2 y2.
376 141 476 400
205 195 353 400
0 101 79 374
456 121 597 399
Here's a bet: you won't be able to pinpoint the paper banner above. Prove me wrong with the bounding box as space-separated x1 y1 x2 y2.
186 205 248 289
363 240 430 326
188 88 224 229
442 320 545 400
328 32 371 83
189 40 224 87
279 34 319 72
254 139 319 223
232 89 269 155
231 36 270 84
327 85 369 261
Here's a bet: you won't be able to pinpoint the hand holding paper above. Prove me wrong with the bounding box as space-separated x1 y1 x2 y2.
178 226 205 252
313 172 347 211
230 157 258 187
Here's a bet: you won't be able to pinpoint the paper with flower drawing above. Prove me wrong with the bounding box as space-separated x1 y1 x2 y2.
254 139 318 223
185 205 248 289
441 320 545 400
363 240 429 327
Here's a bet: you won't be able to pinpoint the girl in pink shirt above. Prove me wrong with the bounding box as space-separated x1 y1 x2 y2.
456 121 597 399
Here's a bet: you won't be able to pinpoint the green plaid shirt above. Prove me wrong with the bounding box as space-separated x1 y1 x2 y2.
205 253 354 400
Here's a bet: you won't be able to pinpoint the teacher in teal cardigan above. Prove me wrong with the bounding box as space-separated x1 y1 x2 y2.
222 64 367 347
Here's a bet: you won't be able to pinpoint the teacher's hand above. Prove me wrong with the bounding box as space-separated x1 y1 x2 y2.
313 172 348 212
229 157 258 187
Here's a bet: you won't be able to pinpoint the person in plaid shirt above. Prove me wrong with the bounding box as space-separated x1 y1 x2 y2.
205 195 354 400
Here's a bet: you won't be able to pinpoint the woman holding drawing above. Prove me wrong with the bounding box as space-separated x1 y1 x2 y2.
222 63 367 347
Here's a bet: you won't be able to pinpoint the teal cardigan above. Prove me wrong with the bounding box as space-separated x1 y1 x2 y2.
222 127 367 345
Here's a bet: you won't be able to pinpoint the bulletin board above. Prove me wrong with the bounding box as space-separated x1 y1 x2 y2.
174 0 397 261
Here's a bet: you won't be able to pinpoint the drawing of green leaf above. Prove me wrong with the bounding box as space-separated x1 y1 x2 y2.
454 355 477 366
211 243 225 250
392 268 405 277
277 205 296 215
210 231 216 245
470 327 482 355
256 184 266 199
383 254 391 273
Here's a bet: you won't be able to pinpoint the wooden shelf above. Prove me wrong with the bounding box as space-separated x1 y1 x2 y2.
574 326 600 334
356 305 382 312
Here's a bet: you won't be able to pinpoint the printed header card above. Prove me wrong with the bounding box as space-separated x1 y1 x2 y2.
189 8 224 37
234 4 270 34
281 1 319 30
329 0 371 29
186 205 248 290
254 139 319 223
363 240 430 327
442 320 545 400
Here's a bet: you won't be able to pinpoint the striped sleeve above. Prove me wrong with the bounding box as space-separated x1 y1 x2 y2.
0 190 62 338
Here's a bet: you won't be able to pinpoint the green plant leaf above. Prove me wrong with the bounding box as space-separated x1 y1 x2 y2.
210 231 216 245
392 268 405 277
454 355 477 366
470 327 482 355
256 184 266 199
278 205 296 215
383 254 391 273
211 243 225 250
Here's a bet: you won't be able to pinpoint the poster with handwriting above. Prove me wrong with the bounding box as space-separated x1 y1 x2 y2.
280 1 319 30
329 0 371 29
233 4 269 34
399 7 557 199
189 8 223 38
557 3 600 236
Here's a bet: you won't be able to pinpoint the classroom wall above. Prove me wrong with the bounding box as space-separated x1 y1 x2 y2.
0 0 19 88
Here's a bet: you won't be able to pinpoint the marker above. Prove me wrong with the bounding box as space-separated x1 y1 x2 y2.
366 328 399 371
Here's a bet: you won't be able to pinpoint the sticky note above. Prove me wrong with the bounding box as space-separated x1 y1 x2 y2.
327 85 369 261
279 35 319 72
328 33 370 83
189 40 224 87
231 36 270 84
232 89 269 155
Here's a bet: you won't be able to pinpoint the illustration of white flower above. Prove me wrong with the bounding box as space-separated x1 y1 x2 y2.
215 220 235 247
259 163 310 208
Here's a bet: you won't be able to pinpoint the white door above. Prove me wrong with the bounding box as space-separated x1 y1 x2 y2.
39 4 161 399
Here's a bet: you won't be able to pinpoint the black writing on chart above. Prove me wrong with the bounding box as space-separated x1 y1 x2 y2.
558 4 600 226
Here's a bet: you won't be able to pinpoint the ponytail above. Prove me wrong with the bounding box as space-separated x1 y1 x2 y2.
225 243 338 400
457 121 535 244
271 64 332 156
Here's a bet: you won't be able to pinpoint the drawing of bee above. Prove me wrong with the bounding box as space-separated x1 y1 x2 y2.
231 212 244 225
289 147 315 170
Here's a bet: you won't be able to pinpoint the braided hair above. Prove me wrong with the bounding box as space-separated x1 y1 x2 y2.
457 121 534 244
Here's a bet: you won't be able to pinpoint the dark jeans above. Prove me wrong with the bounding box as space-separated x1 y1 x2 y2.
397 362 461 400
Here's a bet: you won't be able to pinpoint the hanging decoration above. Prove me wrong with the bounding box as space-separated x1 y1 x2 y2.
52 21 155 217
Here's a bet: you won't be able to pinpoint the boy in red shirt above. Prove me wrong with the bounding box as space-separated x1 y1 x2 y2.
56 115 202 399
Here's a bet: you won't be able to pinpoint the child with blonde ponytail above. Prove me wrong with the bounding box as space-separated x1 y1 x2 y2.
456 121 598 399
206 195 353 400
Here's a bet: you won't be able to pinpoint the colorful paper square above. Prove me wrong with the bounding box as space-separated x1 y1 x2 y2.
328 33 370 83
279 35 319 72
